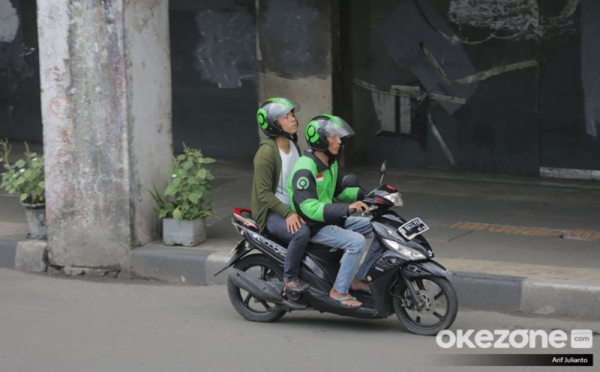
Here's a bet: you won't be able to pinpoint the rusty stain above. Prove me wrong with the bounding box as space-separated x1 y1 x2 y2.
49 96 68 116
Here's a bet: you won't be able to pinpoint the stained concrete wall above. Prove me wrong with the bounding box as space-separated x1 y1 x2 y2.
256 0 338 150
38 0 172 269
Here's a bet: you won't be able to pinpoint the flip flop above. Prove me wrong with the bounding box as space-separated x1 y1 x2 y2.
334 296 360 307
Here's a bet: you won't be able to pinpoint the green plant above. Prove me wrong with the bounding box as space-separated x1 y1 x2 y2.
150 143 219 220
0 139 45 204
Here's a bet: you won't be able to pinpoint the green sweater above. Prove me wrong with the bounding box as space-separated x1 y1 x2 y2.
251 138 302 232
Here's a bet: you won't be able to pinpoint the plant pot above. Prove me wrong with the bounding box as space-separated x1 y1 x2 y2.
162 218 207 246
21 203 47 239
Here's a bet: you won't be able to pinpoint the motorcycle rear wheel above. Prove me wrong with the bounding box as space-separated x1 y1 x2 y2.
227 254 286 322
392 275 458 336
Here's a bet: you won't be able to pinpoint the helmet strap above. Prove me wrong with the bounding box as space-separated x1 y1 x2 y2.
324 149 337 164
281 131 295 141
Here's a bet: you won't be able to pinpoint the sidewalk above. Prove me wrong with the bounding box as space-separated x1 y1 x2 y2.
1 154 599 320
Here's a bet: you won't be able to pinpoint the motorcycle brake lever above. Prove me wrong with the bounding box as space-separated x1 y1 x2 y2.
362 205 378 216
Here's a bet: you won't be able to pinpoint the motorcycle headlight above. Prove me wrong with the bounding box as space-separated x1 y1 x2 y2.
383 192 403 207
383 238 426 260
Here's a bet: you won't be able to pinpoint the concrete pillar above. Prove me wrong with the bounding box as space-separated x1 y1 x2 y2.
37 0 172 269
256 0 340 150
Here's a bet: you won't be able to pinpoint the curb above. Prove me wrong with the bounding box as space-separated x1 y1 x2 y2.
0 239 18 269
130 248 600 321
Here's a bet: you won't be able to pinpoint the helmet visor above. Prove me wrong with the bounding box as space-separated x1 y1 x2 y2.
266 98 301 120
321 116 355 138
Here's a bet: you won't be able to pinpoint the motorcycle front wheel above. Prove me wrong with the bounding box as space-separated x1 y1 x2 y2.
392 275 458 336
227 254 286 322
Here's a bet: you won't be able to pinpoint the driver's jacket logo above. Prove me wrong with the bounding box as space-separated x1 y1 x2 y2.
296 176 310 190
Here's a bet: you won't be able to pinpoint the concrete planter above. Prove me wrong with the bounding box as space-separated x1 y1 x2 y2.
163 218 207 246
21 203 47 239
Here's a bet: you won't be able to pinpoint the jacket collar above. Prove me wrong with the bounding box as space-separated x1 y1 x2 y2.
304 149 334 173
261 137 301 154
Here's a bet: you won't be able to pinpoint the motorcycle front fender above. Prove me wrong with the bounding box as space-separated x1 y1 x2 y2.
401 260 451 279
213 240 254 276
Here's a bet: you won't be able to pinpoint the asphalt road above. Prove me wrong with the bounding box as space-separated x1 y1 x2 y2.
0 268 598 372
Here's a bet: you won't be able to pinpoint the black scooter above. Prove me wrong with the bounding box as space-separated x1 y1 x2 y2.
215 162 458 336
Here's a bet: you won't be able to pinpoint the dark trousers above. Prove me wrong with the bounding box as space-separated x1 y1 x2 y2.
265 211 311 283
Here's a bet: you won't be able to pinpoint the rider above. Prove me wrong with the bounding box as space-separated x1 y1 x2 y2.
287 115 383 307
251 97 312 294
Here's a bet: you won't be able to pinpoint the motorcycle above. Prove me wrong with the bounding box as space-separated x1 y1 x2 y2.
214 162 458 336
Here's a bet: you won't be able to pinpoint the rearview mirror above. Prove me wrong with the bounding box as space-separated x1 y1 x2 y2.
342 174 360 188
380 160 387 185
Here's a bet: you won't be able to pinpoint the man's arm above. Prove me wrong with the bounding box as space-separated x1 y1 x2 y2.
253 148 294 219
290 169 348 224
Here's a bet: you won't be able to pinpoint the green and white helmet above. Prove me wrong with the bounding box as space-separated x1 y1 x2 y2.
305 114 355 151
256 97 301 138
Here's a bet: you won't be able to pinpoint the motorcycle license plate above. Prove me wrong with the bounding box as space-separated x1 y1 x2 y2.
398 217 429 240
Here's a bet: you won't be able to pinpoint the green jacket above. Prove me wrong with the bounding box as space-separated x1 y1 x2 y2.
251 138 302 232
287 149 361 234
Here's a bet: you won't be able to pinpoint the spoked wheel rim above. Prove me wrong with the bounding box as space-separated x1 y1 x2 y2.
232 260 283 316
395 277 452 331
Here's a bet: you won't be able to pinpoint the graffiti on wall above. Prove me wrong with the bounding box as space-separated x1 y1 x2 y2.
447 0 580 43
0 0 24 70
194 9 256 89
259 0 329 79
360 0 542 169
0 0 19 43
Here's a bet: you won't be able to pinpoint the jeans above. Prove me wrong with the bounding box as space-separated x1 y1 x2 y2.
310 217 383 294
265 211 311 283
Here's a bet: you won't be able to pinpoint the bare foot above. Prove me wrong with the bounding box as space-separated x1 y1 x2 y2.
330 288 362 307
350 278 370 292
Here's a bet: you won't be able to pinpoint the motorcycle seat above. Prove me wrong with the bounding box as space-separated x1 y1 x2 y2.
261 231 290 248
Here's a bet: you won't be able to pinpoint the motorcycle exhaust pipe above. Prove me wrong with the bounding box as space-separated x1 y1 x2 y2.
229 268 284 304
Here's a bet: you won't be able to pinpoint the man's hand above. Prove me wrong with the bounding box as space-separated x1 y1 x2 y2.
348 201 370 215
286 213 306 233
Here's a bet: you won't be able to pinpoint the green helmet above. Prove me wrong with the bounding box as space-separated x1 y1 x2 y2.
256 97 301 138
305 114 355 151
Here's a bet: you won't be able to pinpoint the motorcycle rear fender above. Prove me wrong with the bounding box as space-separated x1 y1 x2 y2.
213 240 254 276
402 260 451 279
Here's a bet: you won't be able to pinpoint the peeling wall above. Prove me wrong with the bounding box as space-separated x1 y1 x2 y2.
38 0 172 268
448 0 540 39
125 0 173 247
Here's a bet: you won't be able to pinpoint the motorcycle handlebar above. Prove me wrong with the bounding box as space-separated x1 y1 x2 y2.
347 208 357 216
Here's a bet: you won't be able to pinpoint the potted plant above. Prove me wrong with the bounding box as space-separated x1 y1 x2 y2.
150 144 218 246
0 139 46 239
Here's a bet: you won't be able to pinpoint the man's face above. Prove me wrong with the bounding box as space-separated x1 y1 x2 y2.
327 135 342 155
277 110 298 134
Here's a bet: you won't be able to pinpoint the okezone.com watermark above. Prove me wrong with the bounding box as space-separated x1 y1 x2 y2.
436 329 593 349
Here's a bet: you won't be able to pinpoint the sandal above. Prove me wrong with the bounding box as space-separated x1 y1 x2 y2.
334 296 361 307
